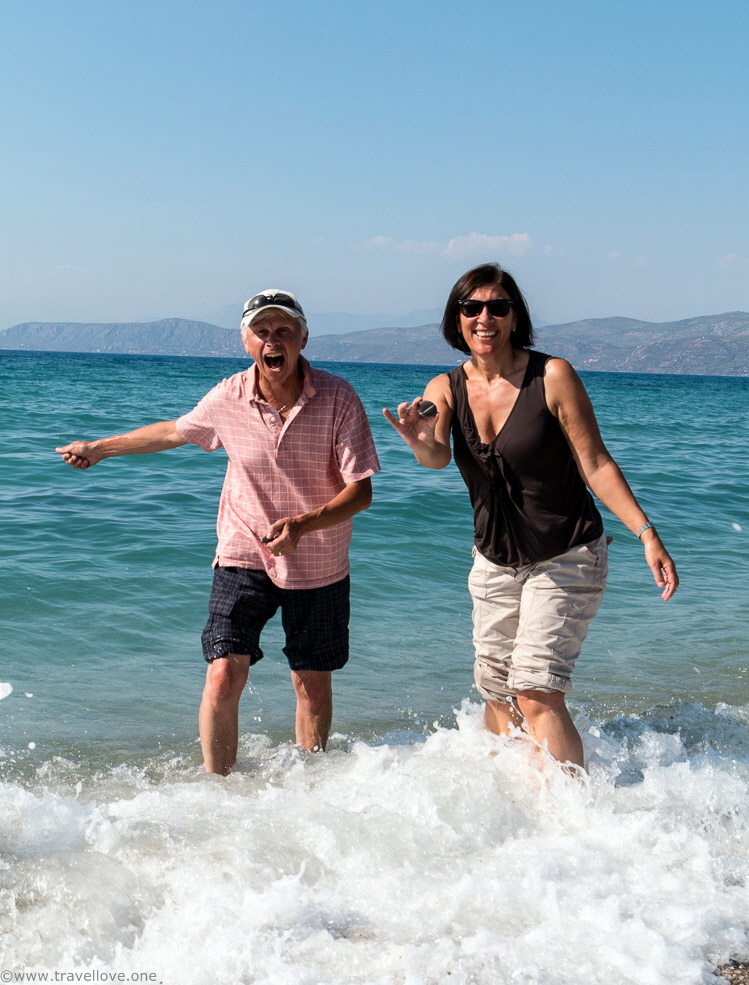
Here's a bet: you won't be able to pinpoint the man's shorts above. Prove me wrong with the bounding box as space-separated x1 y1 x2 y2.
468 533 608 702
201 566 350 672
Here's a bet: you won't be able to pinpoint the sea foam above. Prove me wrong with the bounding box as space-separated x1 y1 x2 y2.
1 701 748 985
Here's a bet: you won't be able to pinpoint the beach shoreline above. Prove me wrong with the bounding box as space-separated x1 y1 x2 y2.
718 962 749 983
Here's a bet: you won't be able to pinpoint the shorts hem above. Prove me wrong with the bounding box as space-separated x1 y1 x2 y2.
286 655 349 673
475 679 572 702
203 642 264 665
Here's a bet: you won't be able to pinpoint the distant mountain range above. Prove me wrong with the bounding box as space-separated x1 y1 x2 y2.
198 303 445 333
0 318 243 359
1 311 748 376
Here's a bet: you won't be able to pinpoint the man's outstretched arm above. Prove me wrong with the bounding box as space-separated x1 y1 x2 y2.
55 420 187 470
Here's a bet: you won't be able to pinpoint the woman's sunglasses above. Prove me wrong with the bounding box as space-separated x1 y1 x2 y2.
458 298 514 318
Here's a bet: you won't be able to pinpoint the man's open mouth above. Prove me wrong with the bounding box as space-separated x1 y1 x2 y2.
264 353 285 369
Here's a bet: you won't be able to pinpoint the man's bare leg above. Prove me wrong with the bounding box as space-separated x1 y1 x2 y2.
515 689 585 769
199 654 251 775
291 669 333 751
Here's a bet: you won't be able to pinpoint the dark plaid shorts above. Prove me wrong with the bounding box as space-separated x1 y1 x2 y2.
201 566 350 672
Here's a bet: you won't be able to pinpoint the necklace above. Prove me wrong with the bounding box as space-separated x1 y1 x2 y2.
264 382 302 416
258 369 303 416
275 395 297 415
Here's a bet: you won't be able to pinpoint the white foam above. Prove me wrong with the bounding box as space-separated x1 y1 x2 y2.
1 702 748 984
0 682 12 701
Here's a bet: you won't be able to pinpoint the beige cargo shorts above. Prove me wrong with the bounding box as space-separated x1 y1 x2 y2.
469 533 608 702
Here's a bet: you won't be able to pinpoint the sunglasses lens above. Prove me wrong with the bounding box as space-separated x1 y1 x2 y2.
245 293 302 316
488 300 511 316
460 301 482 317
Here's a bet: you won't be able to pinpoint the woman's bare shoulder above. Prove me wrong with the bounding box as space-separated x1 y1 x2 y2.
543 355 578 380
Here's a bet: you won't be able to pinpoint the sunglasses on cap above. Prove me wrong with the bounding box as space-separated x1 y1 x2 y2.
458 298 514 318
243 292 305 318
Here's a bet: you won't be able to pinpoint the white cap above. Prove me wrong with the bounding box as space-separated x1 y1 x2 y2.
241 289 307 332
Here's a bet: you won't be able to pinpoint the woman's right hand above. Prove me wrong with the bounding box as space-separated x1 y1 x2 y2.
382 398 439 448
383 374 453 470
382 394 452 470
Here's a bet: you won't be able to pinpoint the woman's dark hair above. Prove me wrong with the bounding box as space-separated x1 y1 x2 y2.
441 263 534 353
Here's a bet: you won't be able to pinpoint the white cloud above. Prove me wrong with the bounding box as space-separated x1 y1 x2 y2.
396 239 444 255
366 236 443 254
717 253 749 269
365 231 532 259
441 232 532 259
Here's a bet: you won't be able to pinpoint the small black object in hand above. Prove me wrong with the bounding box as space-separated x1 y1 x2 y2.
417 400 438 419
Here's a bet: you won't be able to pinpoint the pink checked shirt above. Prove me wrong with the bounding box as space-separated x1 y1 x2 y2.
175 358 380 589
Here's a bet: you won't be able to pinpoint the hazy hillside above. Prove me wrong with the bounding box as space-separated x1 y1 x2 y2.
537 312 749 376
2 312 748 376
308 312 749 376
0 318 244 358
306 324 456 365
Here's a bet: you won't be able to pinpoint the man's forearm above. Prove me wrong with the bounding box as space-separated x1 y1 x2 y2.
56 420 187 470
92 421 187 458
263 478 373 553
294 478 373 533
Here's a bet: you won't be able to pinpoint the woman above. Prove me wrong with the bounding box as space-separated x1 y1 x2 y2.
384 263 678 770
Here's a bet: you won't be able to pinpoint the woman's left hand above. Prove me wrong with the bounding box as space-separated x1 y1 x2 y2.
642 532 679 600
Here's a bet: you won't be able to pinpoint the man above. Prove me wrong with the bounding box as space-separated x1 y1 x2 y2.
56 290 380 774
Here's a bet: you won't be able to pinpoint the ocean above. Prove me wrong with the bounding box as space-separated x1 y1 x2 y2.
1 349 748 984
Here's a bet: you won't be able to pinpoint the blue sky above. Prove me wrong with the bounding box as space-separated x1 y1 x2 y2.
2 0 748 331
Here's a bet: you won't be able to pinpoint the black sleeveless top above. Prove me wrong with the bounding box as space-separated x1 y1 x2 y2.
449 351 603 567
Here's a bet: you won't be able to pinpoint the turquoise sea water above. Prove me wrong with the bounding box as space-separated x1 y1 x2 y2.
1 349 748 984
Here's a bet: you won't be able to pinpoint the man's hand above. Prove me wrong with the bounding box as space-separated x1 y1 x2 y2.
262 517 304 556
55 441 102 470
